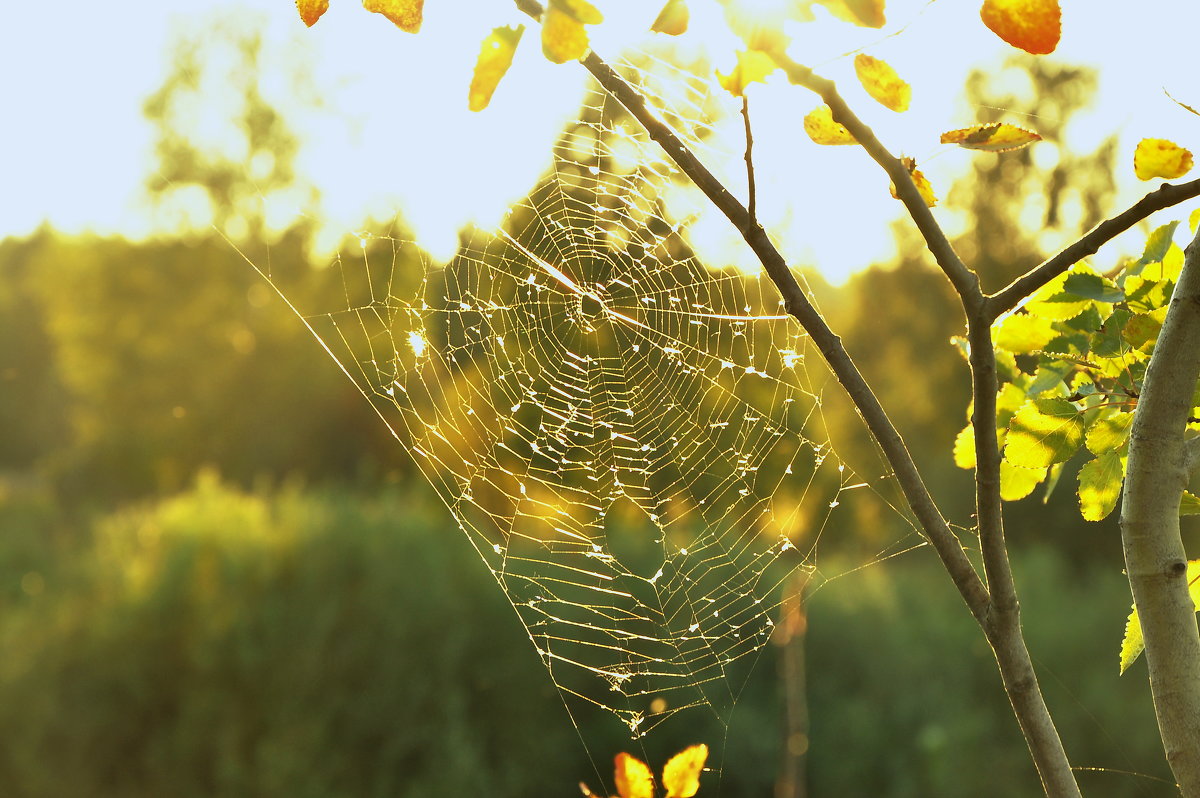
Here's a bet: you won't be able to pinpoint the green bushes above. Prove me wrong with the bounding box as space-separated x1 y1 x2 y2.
0 476 1174 796
0 476 573 798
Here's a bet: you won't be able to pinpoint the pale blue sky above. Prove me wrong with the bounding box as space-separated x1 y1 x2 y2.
4 0 1200 283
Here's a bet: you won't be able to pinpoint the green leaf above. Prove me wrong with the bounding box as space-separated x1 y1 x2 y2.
1077 450 1123 521
994 313 1058 354
1182 491 1200 516
1119 605 1144 674
1025 270 1092 321
1085 410 1134 454
1063 272 1124 303
1027 361 1071 397
1001 460 1046 501
1121 559 1200 674
1042 461 1064 503
1005 398 1085 468
1127 221 1180 277
1061 304 1105 333
1122 313 1162 350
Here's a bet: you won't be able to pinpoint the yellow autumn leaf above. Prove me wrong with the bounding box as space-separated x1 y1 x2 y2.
615 753 655 798
803 105 857 145
940 122 1042 152
468 25 524 112
662 744 708 798
890 156 937 207
717 50 777 98
543 5 588 63
651 0 688 35
554 0 604 24
853 54 910 112
542 0 603 64
295 0 329 27
979 0 1061 55
1134 138 1194 181
1190 206 1200 234
813 0 886 28
362 0 423 33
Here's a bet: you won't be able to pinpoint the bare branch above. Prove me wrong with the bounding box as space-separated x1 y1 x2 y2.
767 50 983 312
742 94 757 224
988 177 1200 319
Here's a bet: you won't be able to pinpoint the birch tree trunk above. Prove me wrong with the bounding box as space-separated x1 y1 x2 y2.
1121 225 1200 794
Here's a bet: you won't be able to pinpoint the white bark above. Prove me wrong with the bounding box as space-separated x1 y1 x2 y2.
1121 226 1200 794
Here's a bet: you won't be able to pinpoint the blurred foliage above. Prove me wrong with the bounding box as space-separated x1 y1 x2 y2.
0 477 574 797
0 478 1173 796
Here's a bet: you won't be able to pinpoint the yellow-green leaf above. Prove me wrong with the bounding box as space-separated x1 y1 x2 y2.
468 25 524 112
1024 268 1093 321
615 752 655 798
1121 560 1200 673
1134 138 1194 181
717 50 777 98
1085 410 1134 455
953 424 976 470
1001 460 1046 501
993 312 1058 354
1078 450 1123 521
362 0 423 32
1005 398 1084 468
662 744 707 798
1182 491 1200 516
853 54 910 112
651 0 688 35
979 0 1061 55
803 105 857 145
940 122 1041 152
296 0 329 26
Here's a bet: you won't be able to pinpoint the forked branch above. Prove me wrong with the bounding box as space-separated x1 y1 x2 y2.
766 50 983 311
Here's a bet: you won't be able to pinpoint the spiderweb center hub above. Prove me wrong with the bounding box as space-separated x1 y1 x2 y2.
573 284 610 332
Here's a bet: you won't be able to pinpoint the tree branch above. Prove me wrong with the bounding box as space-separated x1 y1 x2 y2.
766 50 983 313
1187 435 1200 473
1121 225 1200 794
572 50 991 619
988 177 1200 319
742 94 757 224
510 6 1078 792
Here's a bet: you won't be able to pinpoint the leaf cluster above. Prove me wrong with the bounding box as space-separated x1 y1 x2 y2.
954 221 1200 523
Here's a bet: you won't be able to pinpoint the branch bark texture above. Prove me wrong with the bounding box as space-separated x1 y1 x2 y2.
1121 226 1200 794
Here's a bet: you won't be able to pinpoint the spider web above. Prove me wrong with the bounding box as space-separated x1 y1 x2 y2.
253 52 921 741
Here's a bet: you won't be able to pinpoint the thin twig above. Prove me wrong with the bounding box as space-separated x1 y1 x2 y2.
742 94 757 224
988 177 1200 319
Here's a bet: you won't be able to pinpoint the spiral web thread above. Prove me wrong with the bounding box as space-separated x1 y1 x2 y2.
267 52 920 739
